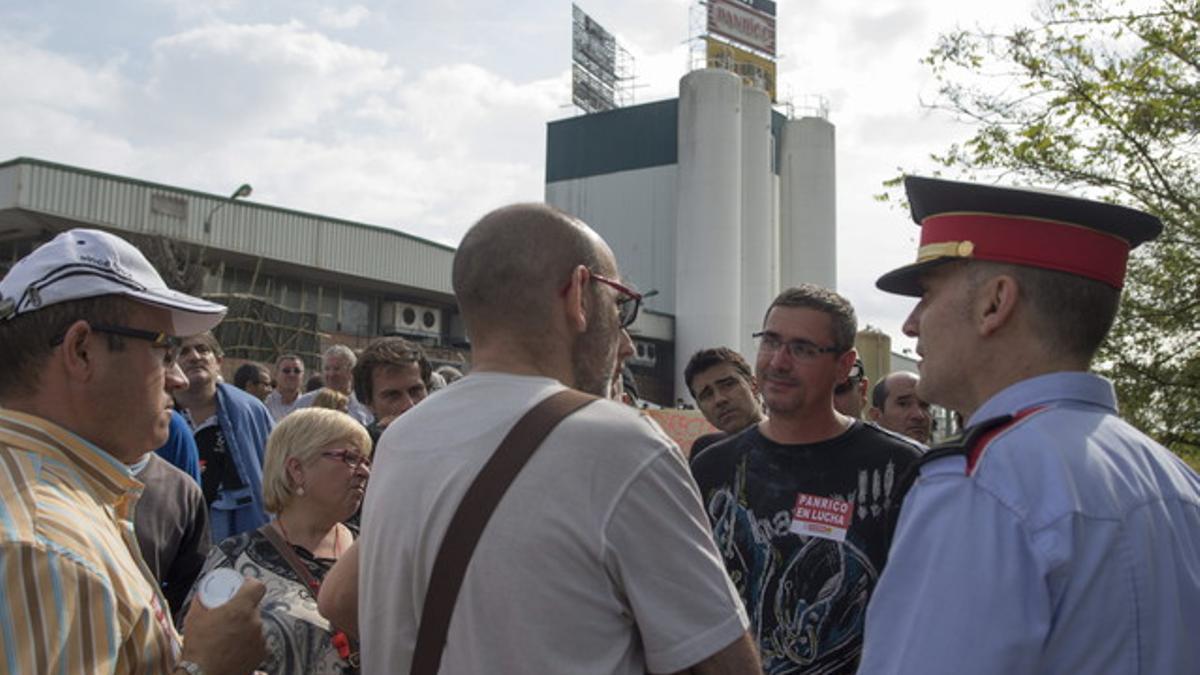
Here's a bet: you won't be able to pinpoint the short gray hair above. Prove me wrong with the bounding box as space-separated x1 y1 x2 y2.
323 344 357 368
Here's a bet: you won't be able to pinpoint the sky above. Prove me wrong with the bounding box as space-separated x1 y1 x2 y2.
0 0 1042 354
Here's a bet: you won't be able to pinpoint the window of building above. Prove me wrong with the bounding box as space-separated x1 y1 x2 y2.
223 266 251 294
274 277 301 310
318 285 339 333
341 290 372 336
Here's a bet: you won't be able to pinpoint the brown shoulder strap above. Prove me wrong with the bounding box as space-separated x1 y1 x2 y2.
258 522 322 594
409 388 597 675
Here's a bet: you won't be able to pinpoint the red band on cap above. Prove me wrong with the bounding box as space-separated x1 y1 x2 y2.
920 213 1132 288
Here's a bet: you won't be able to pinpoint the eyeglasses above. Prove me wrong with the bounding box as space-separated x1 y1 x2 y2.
52 323 183 366
320 448 371 470
591 272 643 328
753 331 843 361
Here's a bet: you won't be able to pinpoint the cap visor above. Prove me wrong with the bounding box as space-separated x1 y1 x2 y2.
127 288 227 336
875 259 955 297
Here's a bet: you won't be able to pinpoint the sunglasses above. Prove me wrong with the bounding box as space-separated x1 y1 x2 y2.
52 323 183 367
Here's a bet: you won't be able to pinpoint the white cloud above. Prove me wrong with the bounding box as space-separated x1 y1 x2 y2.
0 39 125 111
137 20 400 141
317 5 370 30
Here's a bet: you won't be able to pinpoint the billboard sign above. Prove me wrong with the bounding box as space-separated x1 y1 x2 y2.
707 0 776 56
706 38 777 100
735 0 777 17
572 63 615 113
572 4 619 113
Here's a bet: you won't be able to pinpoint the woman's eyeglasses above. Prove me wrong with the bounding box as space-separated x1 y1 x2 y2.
320 448 371 470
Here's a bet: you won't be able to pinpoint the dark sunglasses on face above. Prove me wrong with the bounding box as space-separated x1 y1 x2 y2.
52 323 183 367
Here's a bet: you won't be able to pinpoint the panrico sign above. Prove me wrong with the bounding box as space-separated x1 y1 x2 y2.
707 0 776 56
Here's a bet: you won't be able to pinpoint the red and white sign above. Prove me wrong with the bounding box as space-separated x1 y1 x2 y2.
789 493 855 542
707 0 776 56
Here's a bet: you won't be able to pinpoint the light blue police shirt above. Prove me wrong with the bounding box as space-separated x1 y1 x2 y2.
857 372 1200 674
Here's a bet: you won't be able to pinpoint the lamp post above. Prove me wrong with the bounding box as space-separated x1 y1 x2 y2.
190 183 252 296
203 183 253 234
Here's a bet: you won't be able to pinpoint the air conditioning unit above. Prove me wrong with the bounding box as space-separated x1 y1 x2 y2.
379 301 442 337
629 339 657 367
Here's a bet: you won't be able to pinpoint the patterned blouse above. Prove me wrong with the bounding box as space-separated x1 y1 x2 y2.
183 529 357 674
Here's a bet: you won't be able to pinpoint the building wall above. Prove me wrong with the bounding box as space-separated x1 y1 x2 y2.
545 164 678 314
0 158 456 296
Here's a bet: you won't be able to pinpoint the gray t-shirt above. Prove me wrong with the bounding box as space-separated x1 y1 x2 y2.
132 453 211 617
359 373 748 674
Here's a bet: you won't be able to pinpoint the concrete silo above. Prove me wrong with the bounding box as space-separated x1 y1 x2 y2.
739 85 775 357
544 72 837 404
675 68 744 397
779 116 836 291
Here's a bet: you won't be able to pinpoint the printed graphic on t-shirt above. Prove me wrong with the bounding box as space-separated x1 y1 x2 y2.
693 424 921 675
195 425 243 504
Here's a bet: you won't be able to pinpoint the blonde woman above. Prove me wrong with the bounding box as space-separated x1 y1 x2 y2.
183 408 371 674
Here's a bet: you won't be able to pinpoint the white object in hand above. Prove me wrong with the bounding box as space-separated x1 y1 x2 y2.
197 568 245 608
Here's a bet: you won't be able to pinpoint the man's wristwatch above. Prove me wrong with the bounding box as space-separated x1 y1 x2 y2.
176 660 204 675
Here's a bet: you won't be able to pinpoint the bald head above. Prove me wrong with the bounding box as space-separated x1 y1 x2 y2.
870 371 933 443
453 203 610 339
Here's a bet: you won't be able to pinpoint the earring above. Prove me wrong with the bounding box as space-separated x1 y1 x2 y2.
297 485 306 497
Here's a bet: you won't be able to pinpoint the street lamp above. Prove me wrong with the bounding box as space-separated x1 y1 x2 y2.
203 183 253 234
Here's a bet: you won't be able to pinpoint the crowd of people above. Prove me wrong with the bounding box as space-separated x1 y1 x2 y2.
0 174 1197 675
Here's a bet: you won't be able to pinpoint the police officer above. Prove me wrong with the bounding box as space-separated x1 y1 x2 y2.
858 176 1200 674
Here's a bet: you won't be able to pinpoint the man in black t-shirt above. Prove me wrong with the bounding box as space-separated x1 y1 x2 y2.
692 285 922 675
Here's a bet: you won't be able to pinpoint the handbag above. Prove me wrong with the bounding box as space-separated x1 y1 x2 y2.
409 388 597 675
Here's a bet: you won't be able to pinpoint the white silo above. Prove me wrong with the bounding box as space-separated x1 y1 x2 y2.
676 68 744 398
778 116 837 291
739 84 774 358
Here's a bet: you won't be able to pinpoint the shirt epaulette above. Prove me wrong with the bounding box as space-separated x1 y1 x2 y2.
892 414 1016 506
882 414 1019 544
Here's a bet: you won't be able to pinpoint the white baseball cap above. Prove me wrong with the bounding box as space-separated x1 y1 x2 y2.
0 228 227 336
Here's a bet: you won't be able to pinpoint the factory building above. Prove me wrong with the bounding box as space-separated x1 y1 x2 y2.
546 68 836 397
0 157 681 401
0 157 466 372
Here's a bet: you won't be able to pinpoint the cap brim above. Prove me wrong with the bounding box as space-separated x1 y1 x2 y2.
875 258 957 297
127 288 227 336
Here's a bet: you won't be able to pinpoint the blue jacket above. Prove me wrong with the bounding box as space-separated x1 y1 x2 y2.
155 410 201 483
207 383 274 543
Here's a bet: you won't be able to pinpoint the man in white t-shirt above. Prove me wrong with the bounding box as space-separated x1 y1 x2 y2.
358 203 758 674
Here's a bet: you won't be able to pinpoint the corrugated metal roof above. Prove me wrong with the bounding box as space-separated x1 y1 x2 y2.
0 157 454 295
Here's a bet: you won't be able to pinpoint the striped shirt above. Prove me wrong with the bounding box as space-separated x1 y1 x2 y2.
0 409 181 674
